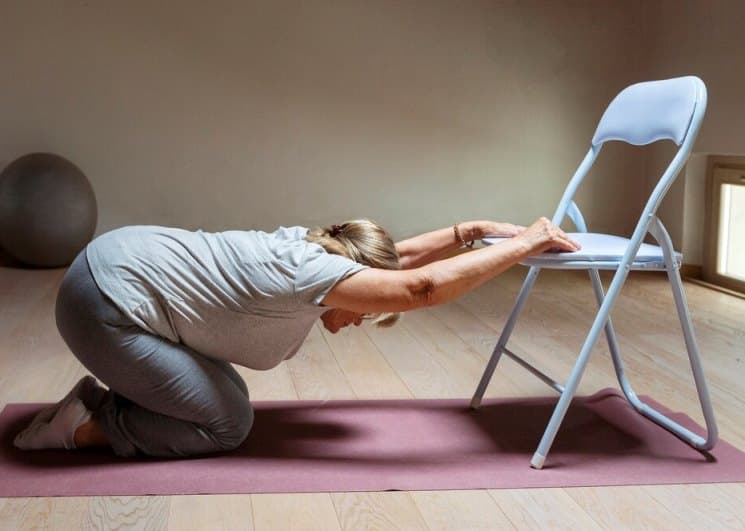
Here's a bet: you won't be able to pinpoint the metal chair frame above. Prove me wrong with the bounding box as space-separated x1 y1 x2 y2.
470 76 718 469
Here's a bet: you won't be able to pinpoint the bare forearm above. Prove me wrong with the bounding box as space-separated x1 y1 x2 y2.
321 217 579 315
420 238 531 306
395 222 481 269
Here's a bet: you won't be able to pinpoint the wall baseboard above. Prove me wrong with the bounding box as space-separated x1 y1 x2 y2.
679 263 744 300
685 277 745 300
680 263 702 280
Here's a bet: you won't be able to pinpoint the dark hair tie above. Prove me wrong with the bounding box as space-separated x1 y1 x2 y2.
329 224 343 237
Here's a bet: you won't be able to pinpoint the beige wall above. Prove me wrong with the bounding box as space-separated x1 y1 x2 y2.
0 1 648 240
642 1 745 264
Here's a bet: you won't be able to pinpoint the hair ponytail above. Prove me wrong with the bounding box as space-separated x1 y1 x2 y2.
306 219 401 327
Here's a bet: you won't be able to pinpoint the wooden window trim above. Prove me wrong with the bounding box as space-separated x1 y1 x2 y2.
703 155 745 294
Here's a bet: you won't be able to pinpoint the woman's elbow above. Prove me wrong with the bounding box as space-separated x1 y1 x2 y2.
406 272 438 308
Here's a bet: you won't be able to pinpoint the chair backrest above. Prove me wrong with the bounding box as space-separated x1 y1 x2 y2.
592 76 705 147
553 76 707 235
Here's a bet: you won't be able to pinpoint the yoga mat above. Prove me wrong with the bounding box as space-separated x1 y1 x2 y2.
1 389 744 497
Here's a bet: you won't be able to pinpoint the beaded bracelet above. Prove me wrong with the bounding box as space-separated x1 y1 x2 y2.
453 223 474 248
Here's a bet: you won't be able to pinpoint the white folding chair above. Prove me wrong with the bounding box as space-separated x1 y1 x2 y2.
471 76 718 469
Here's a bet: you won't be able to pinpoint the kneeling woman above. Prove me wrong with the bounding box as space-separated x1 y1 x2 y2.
14 217 578 457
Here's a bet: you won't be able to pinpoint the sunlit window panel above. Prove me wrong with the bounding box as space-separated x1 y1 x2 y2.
717 183 745 281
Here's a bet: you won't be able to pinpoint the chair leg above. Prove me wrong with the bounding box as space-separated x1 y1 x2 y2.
470 266 540 409
588 269 639 402
589 268 718 451
659 266 718 448
622 266 717 449
531 267 630 469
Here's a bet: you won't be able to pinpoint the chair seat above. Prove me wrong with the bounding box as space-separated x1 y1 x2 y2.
482 232 682 270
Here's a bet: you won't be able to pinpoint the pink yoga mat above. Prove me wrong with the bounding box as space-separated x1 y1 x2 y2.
1 389 744 497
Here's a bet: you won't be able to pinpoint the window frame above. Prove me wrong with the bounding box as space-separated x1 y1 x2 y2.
703 156 745 294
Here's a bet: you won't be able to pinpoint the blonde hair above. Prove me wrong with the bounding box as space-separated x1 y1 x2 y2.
306 219 401 327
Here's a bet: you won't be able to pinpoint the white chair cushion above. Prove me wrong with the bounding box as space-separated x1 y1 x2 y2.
482 232 681 266
591 76 701 147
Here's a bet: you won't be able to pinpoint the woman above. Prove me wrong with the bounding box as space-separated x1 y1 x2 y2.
13 217 579 458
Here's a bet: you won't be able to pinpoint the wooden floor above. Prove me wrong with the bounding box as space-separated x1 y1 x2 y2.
0 265 743 530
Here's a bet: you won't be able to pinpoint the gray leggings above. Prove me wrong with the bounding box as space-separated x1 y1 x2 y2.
55 251 254 458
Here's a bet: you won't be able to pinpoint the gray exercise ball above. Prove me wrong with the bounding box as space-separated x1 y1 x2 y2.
0 153 97 267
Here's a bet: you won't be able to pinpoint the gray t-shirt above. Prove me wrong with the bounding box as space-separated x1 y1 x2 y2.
85 225 367 370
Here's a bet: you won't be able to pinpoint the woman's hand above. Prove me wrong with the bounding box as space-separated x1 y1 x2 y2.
514 217 581 254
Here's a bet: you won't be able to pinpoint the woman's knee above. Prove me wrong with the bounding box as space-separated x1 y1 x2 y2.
210 359 249 397
212 400 254 451
234 376 249 397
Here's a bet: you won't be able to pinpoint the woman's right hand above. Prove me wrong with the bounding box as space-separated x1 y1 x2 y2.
515 217 581 255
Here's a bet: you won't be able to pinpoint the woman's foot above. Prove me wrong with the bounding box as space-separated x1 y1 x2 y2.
13 397 90 450
13 375 107 450
21 375 95 430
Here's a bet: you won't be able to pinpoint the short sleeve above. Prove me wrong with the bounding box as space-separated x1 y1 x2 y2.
272 226 309 241
295 244 368 306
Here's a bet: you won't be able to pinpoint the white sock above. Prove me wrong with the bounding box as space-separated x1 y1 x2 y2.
22 375 97 431
13 397 92 450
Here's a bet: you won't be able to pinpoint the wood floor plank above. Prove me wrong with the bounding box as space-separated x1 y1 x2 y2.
412 490 516 530
234 362 299 401
331 492 429 531
0 498 54 530
447 296 612 397
251 493 342 531
168 494 254 530
286 324 356 400
721 482 745 524
423 303 538 398
49 497 89 530
0 273 71 409
321 323 412 399
642 483 745 530
634 332 744 407
0 267 63 341
566 485 691 530
84 496 170 530
488 488 601 530
364 318 464 399
400 309 513 397
0 497 89 531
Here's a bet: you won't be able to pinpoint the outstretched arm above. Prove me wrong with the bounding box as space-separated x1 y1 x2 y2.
394 221 525 269
324 217 580 313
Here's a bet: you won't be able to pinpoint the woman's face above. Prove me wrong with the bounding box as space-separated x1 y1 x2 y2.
320 308 364 334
